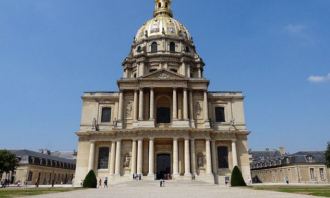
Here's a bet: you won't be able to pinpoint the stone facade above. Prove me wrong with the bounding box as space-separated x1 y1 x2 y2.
251 150 329 184
1 150 75 185
74 0 251 186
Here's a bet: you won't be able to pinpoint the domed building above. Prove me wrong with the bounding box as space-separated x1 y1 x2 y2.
74 0 251 186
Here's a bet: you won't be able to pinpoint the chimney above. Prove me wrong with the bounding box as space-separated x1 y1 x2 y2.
279 147 286 156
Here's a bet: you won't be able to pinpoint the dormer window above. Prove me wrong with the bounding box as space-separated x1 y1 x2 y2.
185 46 190 53
306 155 313 162
286 158 290 164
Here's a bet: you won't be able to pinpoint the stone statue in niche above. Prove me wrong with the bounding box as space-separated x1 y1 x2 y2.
197 153 205 168
195 101 202 118
123 153 131 168
125 100 133 118
92 118 98 131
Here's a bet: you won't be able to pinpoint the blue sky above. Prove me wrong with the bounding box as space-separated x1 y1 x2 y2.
0 0 329 153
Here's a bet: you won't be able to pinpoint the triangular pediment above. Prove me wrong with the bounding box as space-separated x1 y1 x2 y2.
142 69 185 80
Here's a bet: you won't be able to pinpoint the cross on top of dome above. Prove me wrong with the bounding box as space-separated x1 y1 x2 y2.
154 0 173 17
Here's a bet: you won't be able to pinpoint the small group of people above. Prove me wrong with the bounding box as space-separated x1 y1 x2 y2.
98 177 108 188
133 173 142 181
159 180 166 187
1 179 10 188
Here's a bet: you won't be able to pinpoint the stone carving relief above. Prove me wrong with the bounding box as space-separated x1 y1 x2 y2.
123 153 131 168
197 153 205 168
158 73 170 79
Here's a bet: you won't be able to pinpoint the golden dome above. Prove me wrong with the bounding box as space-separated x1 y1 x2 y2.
135 0 192 42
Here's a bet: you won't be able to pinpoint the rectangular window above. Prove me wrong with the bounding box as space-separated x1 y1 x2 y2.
98 147 110 169
218 146 229 169
215 107 225 123
101 107 112 123
320 168 325 180
310 168 315 180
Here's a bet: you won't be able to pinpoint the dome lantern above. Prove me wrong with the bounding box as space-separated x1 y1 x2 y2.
154 0 173 17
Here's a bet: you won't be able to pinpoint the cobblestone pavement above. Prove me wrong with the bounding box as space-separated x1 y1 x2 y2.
26 181 320 198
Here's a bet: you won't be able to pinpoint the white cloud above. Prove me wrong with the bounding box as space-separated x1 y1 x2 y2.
307 73 330 83
285 24 306 35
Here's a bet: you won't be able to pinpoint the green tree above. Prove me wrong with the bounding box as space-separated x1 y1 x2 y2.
326 142 330 168
0 150 18 176
231 166 247 187
83 170 97 188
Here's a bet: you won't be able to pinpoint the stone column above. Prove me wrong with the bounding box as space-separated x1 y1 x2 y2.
183 89 188 120
184 138 191 176
87 141 95 171
133 90 138 121
173 138 179 176
198 67 202 78
115 140 121 175
211 140 217 174
203 91 209 121
189 90 195 126
205 139 212 175
139 89 144 121
181 62 186 76
110 141 116 175
148 138 155 177
118 91 124 121
149 88 154 120
187 66 191 78
190 139 196 176
137 139 143 175
131 140 137 175
232 140 238 167
172 89 177 120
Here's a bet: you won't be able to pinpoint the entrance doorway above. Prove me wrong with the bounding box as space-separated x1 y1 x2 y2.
156 154 171 180
157 107 171 124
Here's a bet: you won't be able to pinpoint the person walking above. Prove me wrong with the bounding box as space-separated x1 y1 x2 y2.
98 178 102 188
104 177 108 188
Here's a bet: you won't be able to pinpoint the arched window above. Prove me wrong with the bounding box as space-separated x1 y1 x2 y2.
185 46 190 53
158 2 161 8
137 46 142 53
170 42 175 53
151 42 158 53
165 3 168 8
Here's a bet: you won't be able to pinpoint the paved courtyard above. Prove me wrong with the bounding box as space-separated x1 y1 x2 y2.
26 181 320 198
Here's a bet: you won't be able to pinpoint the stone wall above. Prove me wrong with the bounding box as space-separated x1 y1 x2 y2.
252 165 329 184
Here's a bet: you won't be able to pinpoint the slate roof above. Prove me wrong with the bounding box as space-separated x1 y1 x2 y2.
250 150 326 170
10 150 76 165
